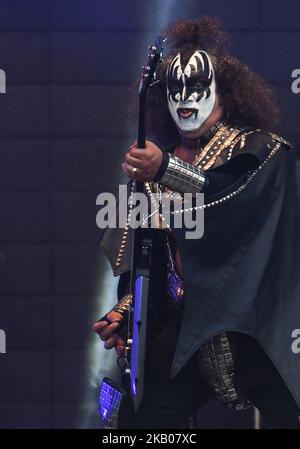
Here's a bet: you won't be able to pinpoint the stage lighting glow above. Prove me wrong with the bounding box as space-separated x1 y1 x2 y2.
80 0 176 428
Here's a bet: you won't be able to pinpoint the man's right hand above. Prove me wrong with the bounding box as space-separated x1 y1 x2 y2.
93 310 126 356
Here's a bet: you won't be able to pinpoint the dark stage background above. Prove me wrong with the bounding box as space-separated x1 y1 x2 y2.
0 0 299 429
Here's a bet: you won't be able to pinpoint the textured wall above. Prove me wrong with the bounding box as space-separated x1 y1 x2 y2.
0 0 299 429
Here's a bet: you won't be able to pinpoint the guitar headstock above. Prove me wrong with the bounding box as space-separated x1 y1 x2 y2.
139 35 166 96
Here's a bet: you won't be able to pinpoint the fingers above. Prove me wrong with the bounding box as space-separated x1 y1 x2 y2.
93 319 120 334
104 334 118 350
129 142 137 150
122 162 142 180
115 336 126 356
122 140 161 180
104 334 126 352
93 321 108 333
103 334 126 351
93 310 126 352
94 322 126 353
129 147 149 159
125 152 144 167
106 310 123 323
93 321 120 340
100 321 121 339
122 162 132 177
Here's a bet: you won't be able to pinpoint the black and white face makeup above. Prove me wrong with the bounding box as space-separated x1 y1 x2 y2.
166 50 216 132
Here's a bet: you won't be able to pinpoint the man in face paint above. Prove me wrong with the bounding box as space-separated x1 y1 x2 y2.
96 49 227 359
95 48 224 355
167 50 217 134
95 18 300 429
120 49 224 181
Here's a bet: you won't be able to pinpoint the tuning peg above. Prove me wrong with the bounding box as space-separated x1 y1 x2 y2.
149 45 157 51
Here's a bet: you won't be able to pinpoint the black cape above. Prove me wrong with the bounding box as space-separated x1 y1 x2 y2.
99 130 300 408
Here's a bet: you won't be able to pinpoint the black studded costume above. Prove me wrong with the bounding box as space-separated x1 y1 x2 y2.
98 15 300 428
99 123 300 428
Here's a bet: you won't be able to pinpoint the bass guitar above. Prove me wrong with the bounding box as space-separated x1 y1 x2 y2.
99 35 165 429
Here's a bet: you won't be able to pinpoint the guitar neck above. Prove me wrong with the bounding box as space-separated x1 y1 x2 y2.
137 93 147 149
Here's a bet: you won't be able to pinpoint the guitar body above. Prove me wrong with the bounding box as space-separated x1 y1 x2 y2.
99 228 183 428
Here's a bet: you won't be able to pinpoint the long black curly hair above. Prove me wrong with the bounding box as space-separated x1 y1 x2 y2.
140 16 279 147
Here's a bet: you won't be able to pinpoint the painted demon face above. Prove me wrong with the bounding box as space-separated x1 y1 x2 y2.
166 50 216 132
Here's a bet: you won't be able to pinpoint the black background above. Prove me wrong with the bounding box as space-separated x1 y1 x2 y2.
0 0 299 429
